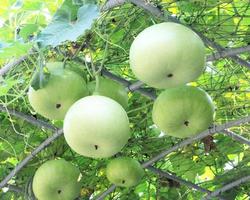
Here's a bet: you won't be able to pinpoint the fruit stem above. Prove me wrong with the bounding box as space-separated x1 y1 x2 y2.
90 41 108 95
35 44 46 88
89 51 101 95
94 74 100 95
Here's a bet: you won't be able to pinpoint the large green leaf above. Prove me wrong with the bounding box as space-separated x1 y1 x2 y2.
19 24 39 41
37 3 99 47
0 41 32 59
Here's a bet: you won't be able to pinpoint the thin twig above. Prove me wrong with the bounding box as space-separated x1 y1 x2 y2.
203 175 250 200
0 105 56 131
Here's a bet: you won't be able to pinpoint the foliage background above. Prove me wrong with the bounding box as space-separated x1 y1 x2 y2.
0 0 249 199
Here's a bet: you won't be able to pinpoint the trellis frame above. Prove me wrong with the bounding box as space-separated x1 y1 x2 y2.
0 0 250 200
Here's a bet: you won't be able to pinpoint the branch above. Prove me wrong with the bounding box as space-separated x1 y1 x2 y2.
74 56 156 100
94 185 116 200
129 0 166 19
141 116 250 167
0 129 63 189
5 184 23 193
203 175 250 200
101 0 126 11
147 166 211 193
222 130 250 146
102 69 156 100
0 55 28 77
2 92 248 198
126 81 144 92
93 116 250 199
228 55 250 69
207 45 250 62
147 166 227 200
202 37 250 68
0 105 56 131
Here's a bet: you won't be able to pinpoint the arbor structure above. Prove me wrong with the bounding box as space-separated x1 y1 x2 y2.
0 0 249 199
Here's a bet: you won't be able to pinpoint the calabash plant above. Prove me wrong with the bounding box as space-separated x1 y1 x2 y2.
106 157 144 187
63 95 131 158
130 22 206 89
1 1 249 200
152 85 215 138
28 62 89 120
32 159 81 200
87 77 128 109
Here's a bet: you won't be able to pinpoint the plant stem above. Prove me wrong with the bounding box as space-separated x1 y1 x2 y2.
89 52 100 94
91 41 109 94
94 74 100 95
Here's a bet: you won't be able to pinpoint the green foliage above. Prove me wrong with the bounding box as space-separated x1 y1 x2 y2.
37 0 100 47
0 42 32 60
0 0 250 199
19 24 39 41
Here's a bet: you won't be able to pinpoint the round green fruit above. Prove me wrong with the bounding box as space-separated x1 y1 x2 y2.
129 22 205 89
152 85 215 138
87 77 128 109
28 62 88 120
32 159 81 200
63 95 130 158
106 157 144 187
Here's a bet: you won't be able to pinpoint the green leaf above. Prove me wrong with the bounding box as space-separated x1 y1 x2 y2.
37 3 99 47
19 24 39 41
23 0 43 10
54 0 79 21
0 78 19 96
0 42 32 59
